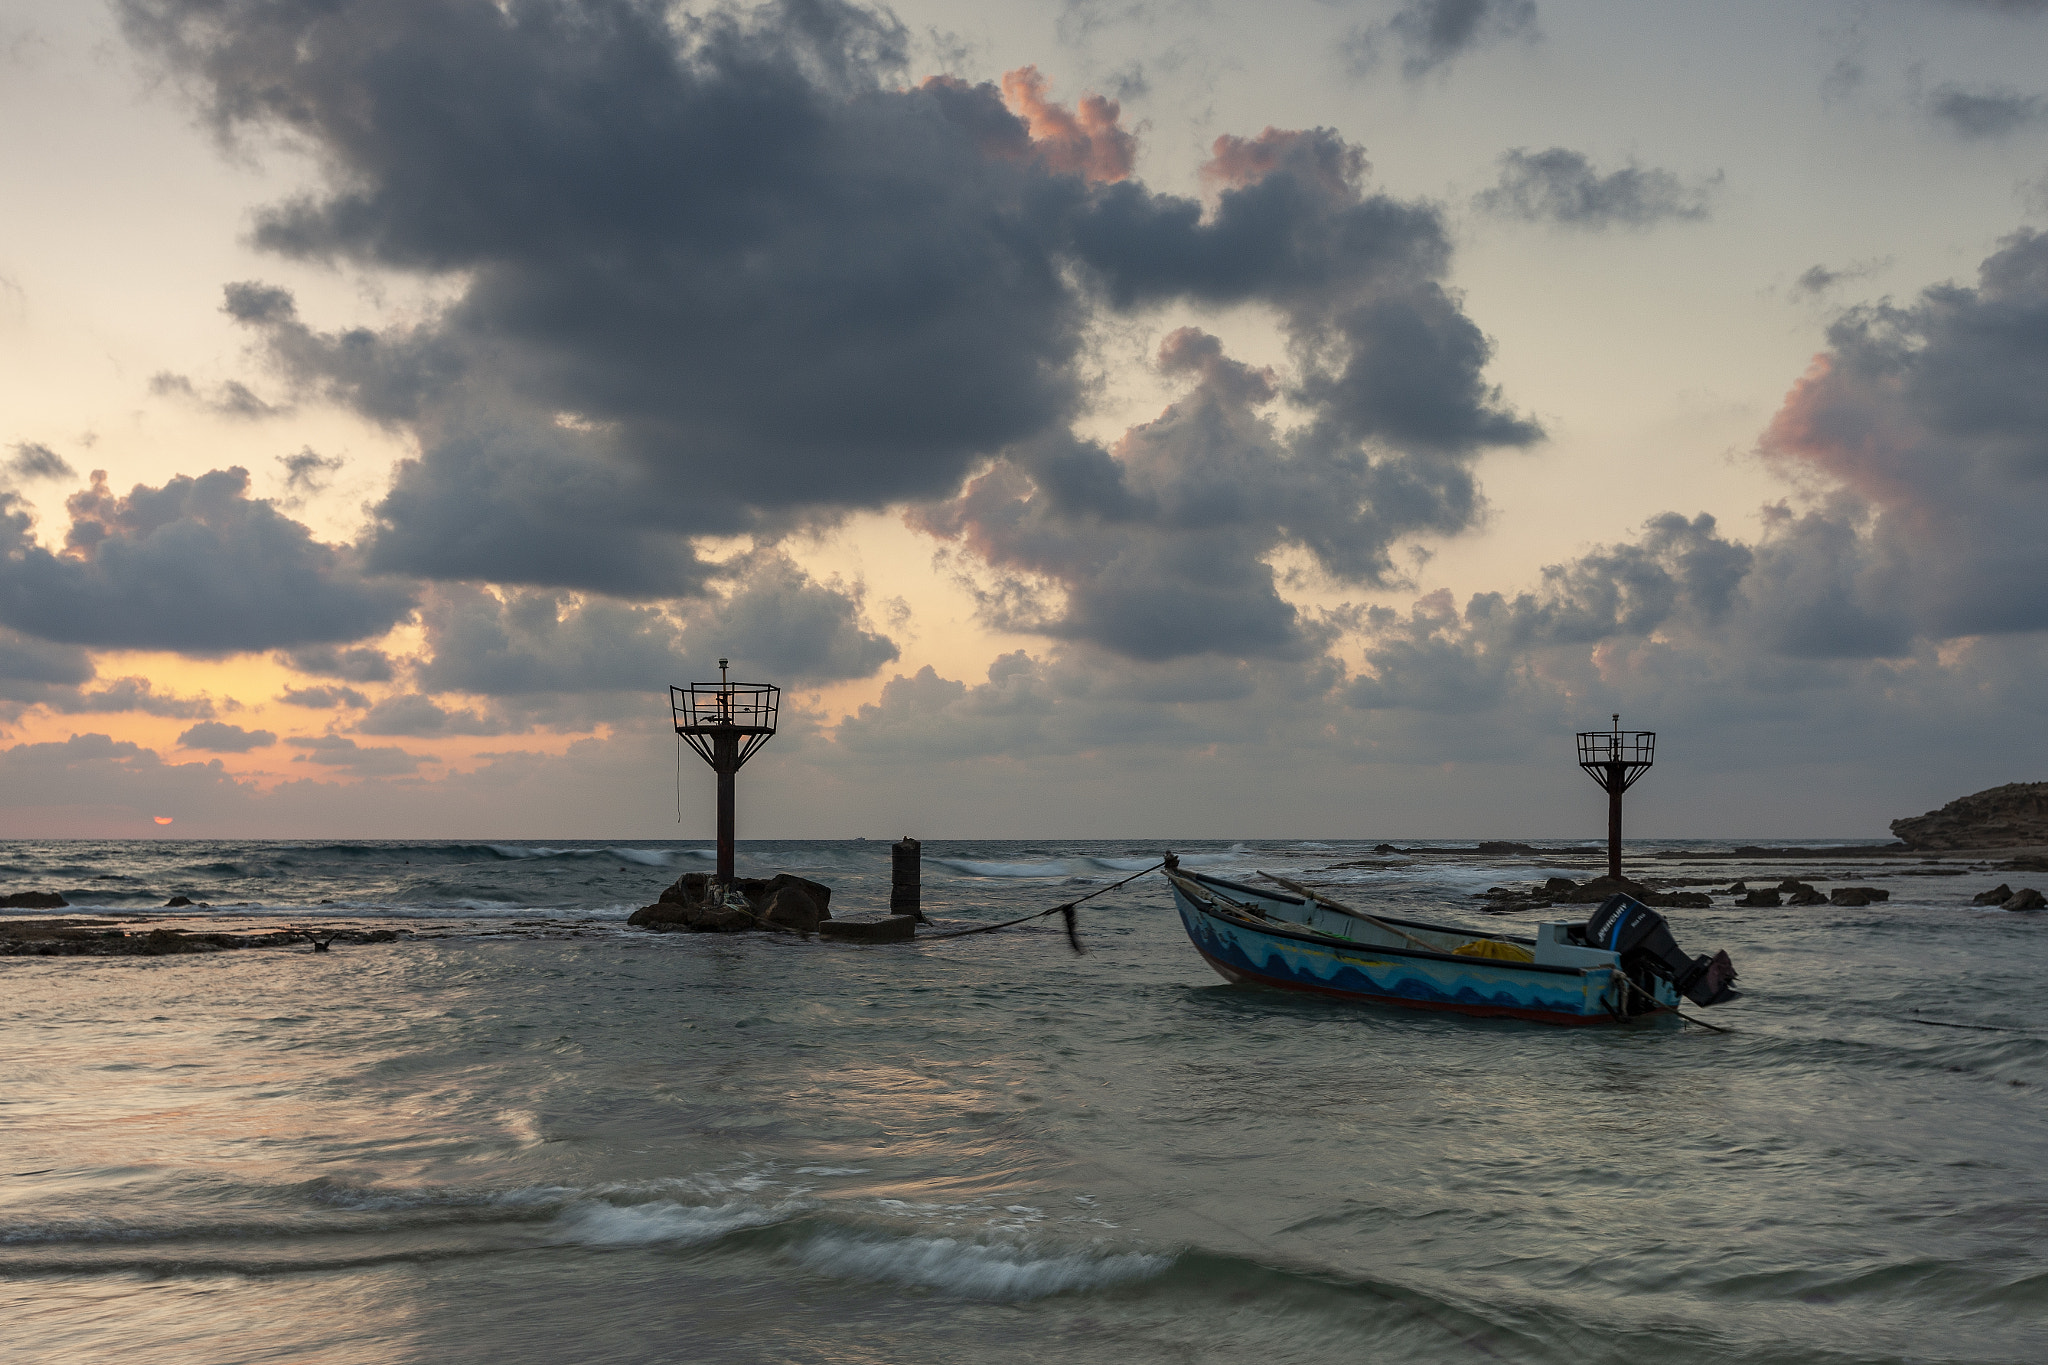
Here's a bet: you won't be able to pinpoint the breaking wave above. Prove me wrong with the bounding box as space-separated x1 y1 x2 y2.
788 1231 1172 1300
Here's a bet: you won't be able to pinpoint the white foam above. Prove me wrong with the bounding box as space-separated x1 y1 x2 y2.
794 1167 871 1176
549 1199 793 1247
790 1232 1171 1300
931 859 1072 878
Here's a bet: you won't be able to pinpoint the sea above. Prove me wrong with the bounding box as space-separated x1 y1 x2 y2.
3 837 2043 1365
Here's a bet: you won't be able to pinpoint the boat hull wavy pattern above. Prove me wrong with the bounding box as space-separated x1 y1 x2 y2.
1170 883 1671 1025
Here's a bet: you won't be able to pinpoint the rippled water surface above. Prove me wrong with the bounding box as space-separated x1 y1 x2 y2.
3 838 2044 1363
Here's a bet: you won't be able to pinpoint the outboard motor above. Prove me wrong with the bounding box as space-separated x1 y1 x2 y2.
1579 895 1739 1007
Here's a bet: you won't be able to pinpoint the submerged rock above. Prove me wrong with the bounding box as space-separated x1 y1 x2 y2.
1475 841 1540 857
818 915 916 943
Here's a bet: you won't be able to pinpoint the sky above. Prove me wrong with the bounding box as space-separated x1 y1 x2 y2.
3 0 2048 841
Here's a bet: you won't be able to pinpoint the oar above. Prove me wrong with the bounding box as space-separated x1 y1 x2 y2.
1254 871 1445 954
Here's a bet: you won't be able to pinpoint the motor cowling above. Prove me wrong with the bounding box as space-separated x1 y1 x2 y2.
1580 894 1739 1007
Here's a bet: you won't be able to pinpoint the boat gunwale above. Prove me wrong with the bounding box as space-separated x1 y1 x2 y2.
1174 870 1601 979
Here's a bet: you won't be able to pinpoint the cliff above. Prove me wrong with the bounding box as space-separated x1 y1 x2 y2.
1890 782 2048 850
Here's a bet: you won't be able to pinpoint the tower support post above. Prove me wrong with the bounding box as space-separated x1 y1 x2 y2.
715 729 739 885
1607 768 1624 880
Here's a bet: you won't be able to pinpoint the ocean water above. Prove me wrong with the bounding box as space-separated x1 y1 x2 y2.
3 838 2044 1364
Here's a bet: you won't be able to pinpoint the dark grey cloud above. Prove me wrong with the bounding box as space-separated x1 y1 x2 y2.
0 468 414 652
122 0 1535 611
414 553 898 698
178 720 277 751
1345 0 1538 80
289 735 427 774
1475 148 1718 229
6 442 75 482
280 684 370 709
0 628 93 718
917 314 1529 661
1926 83 2048 139
279 645 395 683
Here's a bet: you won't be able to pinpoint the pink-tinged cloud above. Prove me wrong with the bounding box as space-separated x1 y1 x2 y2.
1759 354 1934 521
1199 127 1368 195
154 816 173 824
998 66 1137 183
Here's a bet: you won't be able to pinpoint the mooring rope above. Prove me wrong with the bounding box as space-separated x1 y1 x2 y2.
917 859 1167 953
1611 968 1730 1033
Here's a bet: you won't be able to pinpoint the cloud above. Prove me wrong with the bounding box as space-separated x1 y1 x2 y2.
1475 148 1719 228
280 684 370 709
148 370 290 418
48 677 219 719
277 447 345 499
414 553 898 698
6 442 75 482
1758 228 2048 641
915 316 1528 661
279 645 395 683
0 732 254 825
356 693 506 736
121 0 1532 616
1345 0 1539 80
178 720 276 751
996 66 1137 182
1792 260 1889 297
0 467 414 653
833 646 1322 760
1925 83 2048 139
288 735 428 774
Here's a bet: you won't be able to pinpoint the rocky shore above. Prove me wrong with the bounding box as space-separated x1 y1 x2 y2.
1893 782 2048 850
1 918 404 957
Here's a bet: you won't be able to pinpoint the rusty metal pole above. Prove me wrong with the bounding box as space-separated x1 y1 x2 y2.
715 729 739 885
1606 763 1624 881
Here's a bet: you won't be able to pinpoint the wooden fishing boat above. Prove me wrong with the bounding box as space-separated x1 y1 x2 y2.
1165 863 1736 1026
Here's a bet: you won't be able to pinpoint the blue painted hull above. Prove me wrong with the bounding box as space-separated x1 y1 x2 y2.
1170 873 1673 1025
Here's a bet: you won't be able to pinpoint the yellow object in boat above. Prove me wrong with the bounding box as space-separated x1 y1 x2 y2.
1452 938 1535 963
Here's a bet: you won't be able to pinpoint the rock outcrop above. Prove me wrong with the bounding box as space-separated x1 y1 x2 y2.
1892 783 2048 850
2006 888 2046 911
1828 887 1889 906
1972 884 2015 907
627 871 836 934
0 890 68 909
1476 874 1709 912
